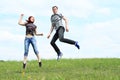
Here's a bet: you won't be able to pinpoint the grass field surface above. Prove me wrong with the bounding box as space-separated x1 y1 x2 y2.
0 58 119 80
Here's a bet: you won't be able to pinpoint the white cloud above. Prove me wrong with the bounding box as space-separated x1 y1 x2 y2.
81 18 120 57
96 8 111 16
59 0 95 18
0 31 24 42
0 0 52 16
0 0 96 18
0 0 120 60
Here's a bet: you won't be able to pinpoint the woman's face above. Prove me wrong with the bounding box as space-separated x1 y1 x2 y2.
30 16 35 23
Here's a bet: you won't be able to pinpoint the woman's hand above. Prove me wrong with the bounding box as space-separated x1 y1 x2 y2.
18 14 25 26
21 14 24 16
36 33 43 36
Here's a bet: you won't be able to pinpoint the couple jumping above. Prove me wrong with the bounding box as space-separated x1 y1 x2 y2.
18 6 80 69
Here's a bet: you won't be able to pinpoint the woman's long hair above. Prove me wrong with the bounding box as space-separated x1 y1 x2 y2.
26 16 34 23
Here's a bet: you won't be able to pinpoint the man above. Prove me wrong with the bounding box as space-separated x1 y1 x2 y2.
47 6 80 60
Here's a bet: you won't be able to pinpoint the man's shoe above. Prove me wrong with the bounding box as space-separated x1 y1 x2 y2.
75 42 80 49
57 52 63 61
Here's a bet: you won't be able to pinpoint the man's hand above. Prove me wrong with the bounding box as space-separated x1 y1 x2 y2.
66 28 69 32
47 34 51 39
65 25 69 32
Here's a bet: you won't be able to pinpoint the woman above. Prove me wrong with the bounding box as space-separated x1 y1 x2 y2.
18 14 43 69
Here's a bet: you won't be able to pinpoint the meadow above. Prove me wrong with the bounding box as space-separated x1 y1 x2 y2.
0 58 119 80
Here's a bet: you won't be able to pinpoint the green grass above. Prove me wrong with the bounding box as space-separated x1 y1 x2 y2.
0 58 120 80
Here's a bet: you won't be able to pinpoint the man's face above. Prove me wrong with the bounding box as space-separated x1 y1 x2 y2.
52 7 58 14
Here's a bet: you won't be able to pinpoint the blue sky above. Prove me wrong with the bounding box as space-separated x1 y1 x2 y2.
0 0 120 60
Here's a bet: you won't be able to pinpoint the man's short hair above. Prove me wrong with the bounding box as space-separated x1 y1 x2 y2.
52 6 58 9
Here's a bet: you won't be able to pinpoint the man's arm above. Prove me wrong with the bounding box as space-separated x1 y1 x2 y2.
47 25 54 38
63 16 69 32
18 14 26 26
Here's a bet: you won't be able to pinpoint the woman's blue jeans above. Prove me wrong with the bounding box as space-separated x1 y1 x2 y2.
24 36 39 56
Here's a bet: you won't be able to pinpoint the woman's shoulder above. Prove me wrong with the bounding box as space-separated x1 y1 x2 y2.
25 23 37 27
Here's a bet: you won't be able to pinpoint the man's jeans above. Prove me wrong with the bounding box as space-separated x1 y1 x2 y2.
24 36 39 56
50 26 75 55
